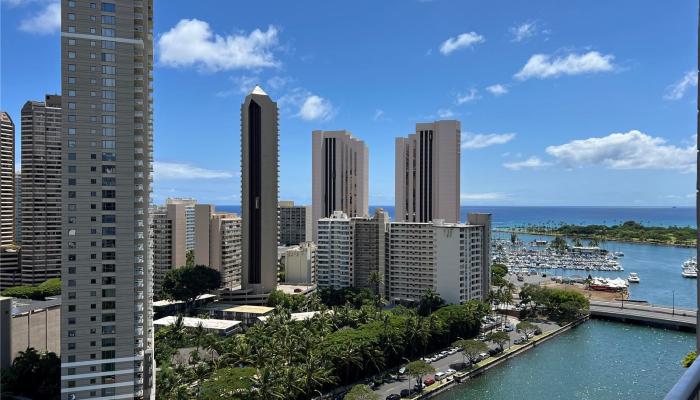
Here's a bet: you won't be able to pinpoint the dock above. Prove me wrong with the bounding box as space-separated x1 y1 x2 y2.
589 300 697 331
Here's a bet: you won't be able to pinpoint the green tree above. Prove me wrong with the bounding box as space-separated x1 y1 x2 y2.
516 321 538 340
417 289 445 316
486 331 510 351
453 339 488 367
682 351 697 368
198 367 255 399
345 384 380 400
0 348 60 399
367 271 384 311
1 277 61 300
161 265 221 314
405 360 435 392
186 250 195 267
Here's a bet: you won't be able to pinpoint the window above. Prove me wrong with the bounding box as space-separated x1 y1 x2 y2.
101 40 115 49
101 15 115 24
68 204 77 211
90 28 96 34
102 139 115 148
68 178 76 186
101 53 115 62
68 13 75 20
102 90 115 99
102 78 115 86
102 103 115 112
102 240 116 248
102 215 116 223
102 301 116 309
102 116 115 124
101 2 115 12
68 191 76 199
102 288 116 297
68 0 75 7
68 317 76 325
68 39 76 46
68 90 76 97
68 26 76 33
68 51 76 59
102 227 116 235
68 217 76 224
68 115 76 122
68 305 76 312
68 165 76 173
102 201 116 209
68 102 76 110
102 326 116 335
102 338 115 347
68 127 76 135
101 28 114 37
68 76 76 84
103 264 115 273
102 65 116 74
102 165 115 174
102 152 116 161
102 252 116 261
102 127 115 136
68 140 76 148
68 64 76 72
68 153 76 160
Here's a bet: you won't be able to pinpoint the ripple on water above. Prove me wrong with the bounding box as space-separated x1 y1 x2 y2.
434 320 694 400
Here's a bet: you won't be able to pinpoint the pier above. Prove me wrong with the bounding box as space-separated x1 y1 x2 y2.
589 300 697 331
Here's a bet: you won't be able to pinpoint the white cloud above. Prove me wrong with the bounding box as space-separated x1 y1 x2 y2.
437 109 455 118
18 1 60 34
510 21 539 42
158 19 280 71
503 156 551 170
664 71 698 100
514 51 615 80
462 133 516 149
267 76 289 90
439 32 485 55
456 88 479 104
373 109 385 121
486 84 508 96
298 95 335 121
460 192 507 201
2 0 42 7
216 75 259 97
545 130 696 172
154 161 234 180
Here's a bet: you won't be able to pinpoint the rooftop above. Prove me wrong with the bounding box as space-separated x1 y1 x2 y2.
10 296 61 315
154 316 241 331
153 293 217 308
223 305 274 314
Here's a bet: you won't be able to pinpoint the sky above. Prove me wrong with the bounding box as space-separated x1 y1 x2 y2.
1 0 698 207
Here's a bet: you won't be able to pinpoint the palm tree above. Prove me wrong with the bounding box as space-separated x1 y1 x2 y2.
248 367 285 400
367 271 384 312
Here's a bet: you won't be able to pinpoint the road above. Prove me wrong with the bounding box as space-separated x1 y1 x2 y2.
589 300 696 329
373 318 558 399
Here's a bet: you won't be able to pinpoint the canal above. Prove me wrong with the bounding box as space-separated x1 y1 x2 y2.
434 319 694 399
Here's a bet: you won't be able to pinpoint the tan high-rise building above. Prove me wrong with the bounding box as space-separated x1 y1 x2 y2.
241 85 278 294
468 213 492 297
195 204 243 288
281 242 317 284
150 203 187 295
278 200 311 246
312 130 368 241
60 1 155 398
0 111 15 246
20 96 63 285
165 197 196 251
385 218 490 305
352 208 389 295
395 120 461 223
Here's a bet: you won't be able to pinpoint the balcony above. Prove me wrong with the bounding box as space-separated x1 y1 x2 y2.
665 357 700 399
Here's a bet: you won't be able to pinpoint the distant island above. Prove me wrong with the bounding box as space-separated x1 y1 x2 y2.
497 220 697 247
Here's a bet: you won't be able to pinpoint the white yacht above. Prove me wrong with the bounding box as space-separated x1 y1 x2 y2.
682 257 698 278
627 272 640 283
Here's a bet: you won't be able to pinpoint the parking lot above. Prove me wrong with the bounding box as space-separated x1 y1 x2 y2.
373 316 558 399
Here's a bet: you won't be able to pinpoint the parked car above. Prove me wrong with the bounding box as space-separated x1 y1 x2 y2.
445 368 457 376
478 352 489 361
513 338 523 345
423 377 436 386
400 389 411 398
414 382 424 391
504 325 514 332
386 394 401 400
534 328 543 335
435 371 446 380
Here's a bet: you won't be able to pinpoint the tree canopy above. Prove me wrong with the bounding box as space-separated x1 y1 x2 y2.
453 339 488 366
161 265 221 309
0 347 60 399
345 384 380 400
405 360 435 388
0 278 61 300
486 331 510 350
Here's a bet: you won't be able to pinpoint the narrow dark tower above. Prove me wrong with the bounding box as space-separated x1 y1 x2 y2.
241 86 278 294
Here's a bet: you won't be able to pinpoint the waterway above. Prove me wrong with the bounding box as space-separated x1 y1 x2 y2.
435 320 694 400
495 231 697 308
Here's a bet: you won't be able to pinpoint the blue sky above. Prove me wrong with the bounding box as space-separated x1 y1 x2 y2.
1 0 697 206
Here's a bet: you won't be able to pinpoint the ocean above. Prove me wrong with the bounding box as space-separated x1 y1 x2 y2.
218 205 697 228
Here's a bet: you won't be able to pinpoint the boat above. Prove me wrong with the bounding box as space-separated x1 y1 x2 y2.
627 272 640 283
614 251 624 257
682 257 697 278
589 277 628 292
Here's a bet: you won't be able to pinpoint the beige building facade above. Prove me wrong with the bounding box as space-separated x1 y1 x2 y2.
352 208 389 295
395 120 461 223
312 130 368 241
281 242 317 284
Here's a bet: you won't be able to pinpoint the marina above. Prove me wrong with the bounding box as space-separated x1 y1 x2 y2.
494 239 625 273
